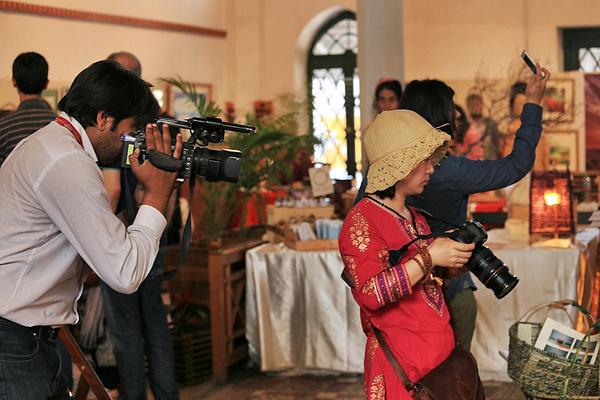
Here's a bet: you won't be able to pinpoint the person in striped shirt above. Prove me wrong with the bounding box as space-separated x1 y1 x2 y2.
0 52 55 167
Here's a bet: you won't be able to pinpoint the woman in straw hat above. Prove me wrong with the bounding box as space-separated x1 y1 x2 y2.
339 110 475 399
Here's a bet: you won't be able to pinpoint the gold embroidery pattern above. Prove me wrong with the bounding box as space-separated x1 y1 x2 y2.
369 374 386 400
361 279 376 296
377 248 389 270
421 282 444 317
367 335 380 367
342 255 359 287
350 212 370 252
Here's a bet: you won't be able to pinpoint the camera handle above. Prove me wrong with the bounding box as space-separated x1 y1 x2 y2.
147 150 183 172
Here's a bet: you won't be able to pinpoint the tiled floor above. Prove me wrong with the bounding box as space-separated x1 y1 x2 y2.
178 370 527 400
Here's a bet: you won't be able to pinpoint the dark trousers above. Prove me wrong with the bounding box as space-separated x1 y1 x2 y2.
0 317 70 400
101 277 178 400
447 287 478 351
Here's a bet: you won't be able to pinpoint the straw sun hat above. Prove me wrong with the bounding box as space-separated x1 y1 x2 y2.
364 109 451 193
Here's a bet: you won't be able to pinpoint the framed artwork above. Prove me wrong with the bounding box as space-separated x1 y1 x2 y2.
42 89 59 111
542 79 575 123
544 130 578 171
151 87 166 112
166 82 212 120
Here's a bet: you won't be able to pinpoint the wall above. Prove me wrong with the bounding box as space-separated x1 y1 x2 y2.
403 0 600 81
0 0 356 117
400 0 599 172
0 0 227 108
224 0 356 116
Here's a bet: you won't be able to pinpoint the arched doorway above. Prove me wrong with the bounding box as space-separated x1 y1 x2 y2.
307 10 360 179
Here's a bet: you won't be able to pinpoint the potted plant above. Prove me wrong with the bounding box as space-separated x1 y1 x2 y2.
159 77 317 245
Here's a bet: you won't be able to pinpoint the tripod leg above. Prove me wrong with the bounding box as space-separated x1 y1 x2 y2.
58 327 112 400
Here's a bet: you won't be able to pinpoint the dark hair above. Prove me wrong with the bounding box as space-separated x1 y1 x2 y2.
57 60 159 129
372 185 396 200
12 52 49 94
399 79 456 137
373 79 403 114
509 81 527 117
107 51 142 76
453 104 470 144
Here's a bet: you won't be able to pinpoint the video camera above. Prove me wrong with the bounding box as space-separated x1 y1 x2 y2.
447 221 519 299
120 116 256 183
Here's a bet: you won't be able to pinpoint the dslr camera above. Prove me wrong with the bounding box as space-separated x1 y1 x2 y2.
120 116 256 183
447 221 518 299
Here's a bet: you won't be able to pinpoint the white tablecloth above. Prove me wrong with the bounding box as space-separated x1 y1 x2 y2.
245 228 599 376
472 227 600 381
245 243 365 372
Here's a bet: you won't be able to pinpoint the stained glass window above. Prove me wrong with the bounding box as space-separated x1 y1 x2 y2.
308 11 360 180
563 28 600 71
579 48 600 72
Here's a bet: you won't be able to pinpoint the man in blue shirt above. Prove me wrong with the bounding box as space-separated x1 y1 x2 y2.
355 64 550 350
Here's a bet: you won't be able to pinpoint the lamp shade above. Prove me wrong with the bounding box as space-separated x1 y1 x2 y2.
529 170 574 235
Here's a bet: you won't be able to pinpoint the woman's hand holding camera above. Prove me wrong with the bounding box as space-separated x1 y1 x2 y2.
130 123 183 214
428 237 474 269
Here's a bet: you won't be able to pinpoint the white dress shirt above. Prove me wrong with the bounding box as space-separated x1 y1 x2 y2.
0 113 166 326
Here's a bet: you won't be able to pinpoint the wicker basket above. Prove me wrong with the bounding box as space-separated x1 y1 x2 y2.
507 300 600 399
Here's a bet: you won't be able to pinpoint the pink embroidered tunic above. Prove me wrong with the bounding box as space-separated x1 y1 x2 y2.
339 198 454 399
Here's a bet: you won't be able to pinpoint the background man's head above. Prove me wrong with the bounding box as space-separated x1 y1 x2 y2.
12 52 49 95
509 81 527 118
466 93 484 119
107 51 142 76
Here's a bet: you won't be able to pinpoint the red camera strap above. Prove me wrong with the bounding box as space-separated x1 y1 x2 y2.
55 116 83 148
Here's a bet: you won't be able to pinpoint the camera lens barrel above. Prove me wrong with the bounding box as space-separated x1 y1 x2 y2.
449 222 519 299
467 246 519 299
192 147 241 183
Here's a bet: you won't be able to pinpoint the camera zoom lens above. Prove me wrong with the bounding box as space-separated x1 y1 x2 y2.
467 246 519 299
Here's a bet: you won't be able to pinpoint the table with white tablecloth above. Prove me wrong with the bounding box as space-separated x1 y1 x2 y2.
245 243 365 372
245 228 600 376
472 227 600 381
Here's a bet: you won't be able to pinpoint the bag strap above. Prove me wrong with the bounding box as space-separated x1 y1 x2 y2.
369 322 418 393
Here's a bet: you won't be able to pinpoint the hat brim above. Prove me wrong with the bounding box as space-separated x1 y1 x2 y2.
365 130 450 193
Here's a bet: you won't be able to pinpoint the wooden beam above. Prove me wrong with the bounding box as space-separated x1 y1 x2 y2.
58 327 112 400
0 1 226 38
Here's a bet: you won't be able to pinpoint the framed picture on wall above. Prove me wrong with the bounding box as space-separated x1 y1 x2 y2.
166 82 212 120
42 89 59 111
542 79 575 123
545 130 579 171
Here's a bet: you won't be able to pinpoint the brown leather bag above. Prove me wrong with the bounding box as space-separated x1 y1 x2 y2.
372 327 485 400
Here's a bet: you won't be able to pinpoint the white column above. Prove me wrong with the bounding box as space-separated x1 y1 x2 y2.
356 0 405 172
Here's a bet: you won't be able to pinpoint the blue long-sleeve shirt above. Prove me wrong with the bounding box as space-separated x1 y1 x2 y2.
355 103 543 298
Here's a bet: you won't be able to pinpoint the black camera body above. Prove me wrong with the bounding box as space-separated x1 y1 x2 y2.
447 221 519 299
121 116 255 183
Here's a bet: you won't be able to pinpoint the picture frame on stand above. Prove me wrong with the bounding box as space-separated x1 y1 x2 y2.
544 130 579 172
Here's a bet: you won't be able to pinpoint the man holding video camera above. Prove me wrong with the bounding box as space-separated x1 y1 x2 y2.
0 60 182 399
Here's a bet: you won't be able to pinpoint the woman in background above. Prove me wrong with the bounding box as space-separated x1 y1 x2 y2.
372 78 403 115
